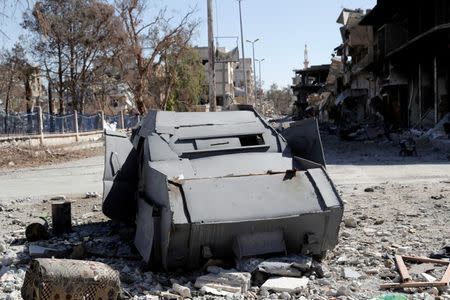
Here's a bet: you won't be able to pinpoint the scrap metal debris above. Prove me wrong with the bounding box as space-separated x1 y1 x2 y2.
25 218 49 242
380 255 450 289
51 201 72 234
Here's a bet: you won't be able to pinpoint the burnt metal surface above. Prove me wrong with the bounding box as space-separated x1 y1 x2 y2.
102 107 343 269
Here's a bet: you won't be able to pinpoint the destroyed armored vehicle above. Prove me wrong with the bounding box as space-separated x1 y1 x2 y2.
103 106 343 269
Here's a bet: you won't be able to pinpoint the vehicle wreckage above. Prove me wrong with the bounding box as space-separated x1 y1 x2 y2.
103 106 343 269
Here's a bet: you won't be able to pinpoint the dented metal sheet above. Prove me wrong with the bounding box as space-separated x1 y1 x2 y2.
102 107 344 269
181 172 321 223
307 168 341 208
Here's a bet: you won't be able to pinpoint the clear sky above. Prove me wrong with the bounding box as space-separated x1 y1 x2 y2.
0 0 376 89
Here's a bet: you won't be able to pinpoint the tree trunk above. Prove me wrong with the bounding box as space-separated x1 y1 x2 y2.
48 79 55 133
70 46 77 112
57 45 64 116
135 77 147 114
4 74 14 134
24 74 33 133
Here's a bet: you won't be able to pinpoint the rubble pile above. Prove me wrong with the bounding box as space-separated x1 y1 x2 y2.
255 99 282 118
0 175 449 300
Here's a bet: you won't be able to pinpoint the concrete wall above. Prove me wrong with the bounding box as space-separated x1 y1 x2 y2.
0 131 104 148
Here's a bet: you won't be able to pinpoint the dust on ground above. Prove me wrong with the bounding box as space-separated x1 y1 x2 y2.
0 143 104 170
0 134 449 299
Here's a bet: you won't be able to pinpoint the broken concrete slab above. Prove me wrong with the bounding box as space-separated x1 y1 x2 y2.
261 276 309 293
200 285 241 296
28 245 65 258
267 255 313 271
343 267 362 279
237 255 313 277
159 291 182 300
258 261 303 277
420 273 437 283
172 283 191 298
194 270 251 294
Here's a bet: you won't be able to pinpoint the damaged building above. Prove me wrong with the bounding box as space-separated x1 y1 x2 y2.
332 8 379 135
195 47 256 109
360 0 450 130
291 64 330 120
294 2 450 141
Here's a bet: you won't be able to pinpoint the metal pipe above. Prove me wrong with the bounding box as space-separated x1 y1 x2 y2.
256 58 265 102
207 0 216 111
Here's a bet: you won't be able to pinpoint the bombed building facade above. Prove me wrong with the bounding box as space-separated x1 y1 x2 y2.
291 64 330 119
195 47 256 109
293 1 450 138
361 0 450 130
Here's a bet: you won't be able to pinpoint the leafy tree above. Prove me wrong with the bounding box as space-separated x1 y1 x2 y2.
163 47 206 111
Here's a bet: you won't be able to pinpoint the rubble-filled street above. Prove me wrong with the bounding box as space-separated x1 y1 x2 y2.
0 135 449 300
1 1 450 298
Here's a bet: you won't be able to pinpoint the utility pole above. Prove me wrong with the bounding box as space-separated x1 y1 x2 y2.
247 38 259 104
256 58 265 100
237 0 248 104
207 0 216 111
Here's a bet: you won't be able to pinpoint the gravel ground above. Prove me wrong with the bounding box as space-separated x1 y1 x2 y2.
0 135 449 300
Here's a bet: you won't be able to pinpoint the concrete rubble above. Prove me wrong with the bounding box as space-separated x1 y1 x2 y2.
261 277 310 293
1 134 450 299
194 269 251 295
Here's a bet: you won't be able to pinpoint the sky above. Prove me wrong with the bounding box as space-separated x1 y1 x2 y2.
0 0 376 89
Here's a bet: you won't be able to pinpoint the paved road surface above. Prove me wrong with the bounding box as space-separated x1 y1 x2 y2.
1 155 449 202
327 163 450 186
0 156 104 202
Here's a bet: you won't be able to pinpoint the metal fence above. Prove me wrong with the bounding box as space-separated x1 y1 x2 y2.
0 110 140 136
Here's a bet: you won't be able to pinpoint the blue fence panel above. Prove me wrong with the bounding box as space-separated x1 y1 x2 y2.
105 115 120 125
0 112 39 135
1 111 140 136
124 115 140 128
79 114 101 132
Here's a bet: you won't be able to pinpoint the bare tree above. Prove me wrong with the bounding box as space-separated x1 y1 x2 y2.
115 0 198 114
22 0 125 113
0 0 30 37
0 43 37 132
266 83 295 115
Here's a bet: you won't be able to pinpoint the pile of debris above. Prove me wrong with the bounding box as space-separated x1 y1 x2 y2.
255 99 278 118
0 194 328 299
